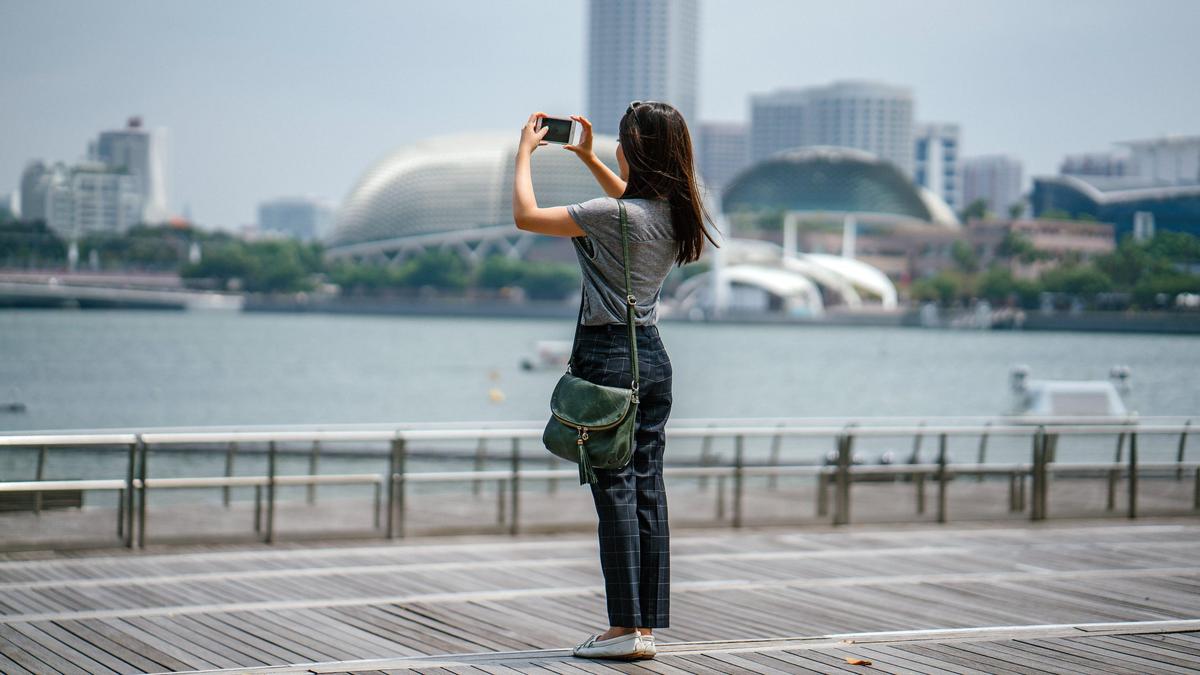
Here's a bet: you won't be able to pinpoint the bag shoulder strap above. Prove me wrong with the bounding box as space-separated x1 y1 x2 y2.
566 199 639 395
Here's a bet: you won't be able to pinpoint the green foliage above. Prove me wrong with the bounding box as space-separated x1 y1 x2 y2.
950 239 979 273
1039 264 1113 297
475 254 579 299
0 218 67 265
911 271 968 306
180 238 315 293
397 248 468 290
514 262 579 300
959 198 989 222
996 230 1037 262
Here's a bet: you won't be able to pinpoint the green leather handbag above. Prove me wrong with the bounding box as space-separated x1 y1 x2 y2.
542 199 640 485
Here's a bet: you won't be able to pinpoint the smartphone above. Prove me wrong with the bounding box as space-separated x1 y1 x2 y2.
535 115 580 145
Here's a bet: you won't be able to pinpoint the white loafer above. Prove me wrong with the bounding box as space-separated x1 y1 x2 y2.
572 631 651 660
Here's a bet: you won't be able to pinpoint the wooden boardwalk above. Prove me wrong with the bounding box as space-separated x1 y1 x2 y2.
0 519 1198 673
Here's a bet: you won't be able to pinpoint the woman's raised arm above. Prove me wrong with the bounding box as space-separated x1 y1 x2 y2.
512 112 586 237
564 115 627 198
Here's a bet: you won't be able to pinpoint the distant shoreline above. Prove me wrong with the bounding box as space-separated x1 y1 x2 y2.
243 296 1200 335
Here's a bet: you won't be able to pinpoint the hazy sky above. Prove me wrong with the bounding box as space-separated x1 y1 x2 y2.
2 0 1197 230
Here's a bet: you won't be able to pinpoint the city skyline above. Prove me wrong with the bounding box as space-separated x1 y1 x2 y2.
1 0 1197 230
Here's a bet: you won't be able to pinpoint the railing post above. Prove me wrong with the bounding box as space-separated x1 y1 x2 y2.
936 433 948 524
473 438 486 496
137 439 147 549
510 438 520 536
265 441 277 544
223 441 237 507
915 472 926 515
34 444 47 515
386 438 398 538
833 433 852 525
397 437 407 538
816 470 829 517
1030 427 1045 521
715 475 725 520
124 441 136 548
254 486 262 533
1113 432 1126 464
976 422 990 482
1177 420 1190 481
768 425 782 490
733 435 745 528
307 440 321 505
699 426 715 491
1193 467 1199 511
373 481 382 530
1128 430 1138 519
908 421 925 465
1106 467 1118 511
497 479 506 524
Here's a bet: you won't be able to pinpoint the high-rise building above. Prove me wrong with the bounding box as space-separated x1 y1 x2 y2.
90 116 168 224
750 80 915 176
696 122 749 193
1061 152 1129 178
962 155 1024 218
587 0 699 135
43 161 144 238
1116 136 1200 186
19 160 50 223
258 197 335 241
914 122 961 211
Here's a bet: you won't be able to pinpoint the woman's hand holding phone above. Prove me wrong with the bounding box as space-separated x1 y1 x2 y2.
562 115 595 161
519 112 550 155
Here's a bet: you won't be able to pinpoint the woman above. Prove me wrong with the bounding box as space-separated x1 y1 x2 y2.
512 101 718 660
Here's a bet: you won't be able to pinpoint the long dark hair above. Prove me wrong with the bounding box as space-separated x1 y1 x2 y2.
618 101 719 265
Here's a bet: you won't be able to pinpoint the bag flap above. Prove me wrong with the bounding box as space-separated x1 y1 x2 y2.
550 373 633 428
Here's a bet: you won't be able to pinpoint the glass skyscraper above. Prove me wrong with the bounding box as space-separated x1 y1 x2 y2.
750 80 915 178
586 0 699 135
914 122 961 211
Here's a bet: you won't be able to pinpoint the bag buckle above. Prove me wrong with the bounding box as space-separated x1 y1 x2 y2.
626 294 636 306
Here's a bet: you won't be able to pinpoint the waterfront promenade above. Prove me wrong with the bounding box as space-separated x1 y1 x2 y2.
1 519 1197 673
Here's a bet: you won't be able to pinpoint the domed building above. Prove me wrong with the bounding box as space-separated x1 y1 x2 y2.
664 146 963 320
722 146 960 230
327 132 621 264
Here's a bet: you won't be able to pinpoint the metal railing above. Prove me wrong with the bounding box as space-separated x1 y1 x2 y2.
0 416 1196 549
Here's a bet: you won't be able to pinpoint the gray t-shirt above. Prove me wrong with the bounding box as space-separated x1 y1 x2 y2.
567 196 678 326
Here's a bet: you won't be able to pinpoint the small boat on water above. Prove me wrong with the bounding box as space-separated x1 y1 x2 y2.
1009 364 1132 418
520 340 573 371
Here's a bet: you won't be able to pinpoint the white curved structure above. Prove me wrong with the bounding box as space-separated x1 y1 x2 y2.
673 263 825 319
328 132 621 262
693 237 898 311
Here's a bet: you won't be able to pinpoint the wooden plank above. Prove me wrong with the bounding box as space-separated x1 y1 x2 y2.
0 622 87 675
17 621 131 675
52 618 185 673
943 639 1097 675
852 643 970 675
898 643 1030 675
0 634 62 675
120 615 238 669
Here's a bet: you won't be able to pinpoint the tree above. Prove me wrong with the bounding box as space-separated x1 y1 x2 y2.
1039 264 1113 298
959 198 989 222
950 240 980 273
398 249 468 290
1007 201 1025 219
996 230 1037 263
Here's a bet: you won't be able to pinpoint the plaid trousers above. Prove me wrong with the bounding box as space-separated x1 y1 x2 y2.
571 322 672 628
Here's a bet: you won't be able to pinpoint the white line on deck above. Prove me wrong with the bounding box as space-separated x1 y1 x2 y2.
2 564 1197 625
157 618 1200 675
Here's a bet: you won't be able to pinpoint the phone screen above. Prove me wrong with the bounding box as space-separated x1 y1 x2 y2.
539 117 573 144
